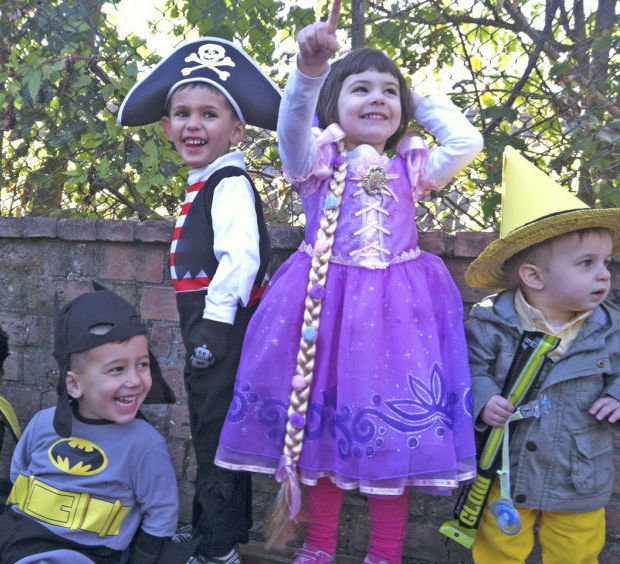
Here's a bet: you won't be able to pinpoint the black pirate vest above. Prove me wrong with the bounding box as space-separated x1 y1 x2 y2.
170 166 270 306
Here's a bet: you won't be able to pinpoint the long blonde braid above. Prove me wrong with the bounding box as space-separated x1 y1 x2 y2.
266 141 348 547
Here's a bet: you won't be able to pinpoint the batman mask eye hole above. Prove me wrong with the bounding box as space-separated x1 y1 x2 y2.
88 323 115 335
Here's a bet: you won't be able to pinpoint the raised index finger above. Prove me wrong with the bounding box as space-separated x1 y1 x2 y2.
326 0 341 34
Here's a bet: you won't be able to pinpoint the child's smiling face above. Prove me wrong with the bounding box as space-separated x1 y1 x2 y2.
336 69 402 154
161 84 245 169
66 334 152 425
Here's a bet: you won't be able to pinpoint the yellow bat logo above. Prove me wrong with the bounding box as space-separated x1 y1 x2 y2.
48 438 108 475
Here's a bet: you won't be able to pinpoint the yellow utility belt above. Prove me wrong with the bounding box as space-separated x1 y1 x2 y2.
8 474 131 537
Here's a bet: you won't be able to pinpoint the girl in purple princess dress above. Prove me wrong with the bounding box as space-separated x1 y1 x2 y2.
216 2 483 562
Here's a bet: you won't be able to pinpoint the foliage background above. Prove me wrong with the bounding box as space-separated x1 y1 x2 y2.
1 0 618 230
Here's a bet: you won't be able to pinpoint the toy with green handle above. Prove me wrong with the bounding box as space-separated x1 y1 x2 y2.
439 331 559 548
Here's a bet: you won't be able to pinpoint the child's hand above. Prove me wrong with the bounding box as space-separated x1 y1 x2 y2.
189 318 232 369
481 395 515 427
589 396 620 423
297 0 341 78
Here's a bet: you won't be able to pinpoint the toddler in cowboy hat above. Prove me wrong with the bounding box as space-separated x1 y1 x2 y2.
118 37 281 564
465 147 620 563
0 284 178 564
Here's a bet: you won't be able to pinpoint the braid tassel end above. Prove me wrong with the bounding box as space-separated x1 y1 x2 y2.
265 455 304 548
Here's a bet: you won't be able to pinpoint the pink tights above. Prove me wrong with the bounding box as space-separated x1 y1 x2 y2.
303 478 410 563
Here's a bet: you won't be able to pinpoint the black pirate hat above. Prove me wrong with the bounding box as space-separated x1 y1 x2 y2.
117 37 281 130
53 283 175 437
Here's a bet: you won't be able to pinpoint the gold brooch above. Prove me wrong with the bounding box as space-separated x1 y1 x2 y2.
363 165 387 195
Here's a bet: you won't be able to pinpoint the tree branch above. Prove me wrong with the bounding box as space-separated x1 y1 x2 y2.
90 175 156 221
484 0 560 136
590 0 615 87
368 0 568 52
501 0 620 116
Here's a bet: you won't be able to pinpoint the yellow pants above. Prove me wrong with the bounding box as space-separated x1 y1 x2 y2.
472 482 605 564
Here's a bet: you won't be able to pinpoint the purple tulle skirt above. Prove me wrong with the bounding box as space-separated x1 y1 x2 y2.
216 249 476 495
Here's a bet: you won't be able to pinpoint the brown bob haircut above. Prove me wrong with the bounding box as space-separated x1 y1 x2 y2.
316 48 415 152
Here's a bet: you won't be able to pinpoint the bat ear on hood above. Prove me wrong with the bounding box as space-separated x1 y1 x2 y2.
52 284 175 437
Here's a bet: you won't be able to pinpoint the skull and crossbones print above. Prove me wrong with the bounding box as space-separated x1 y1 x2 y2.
182 44 235 80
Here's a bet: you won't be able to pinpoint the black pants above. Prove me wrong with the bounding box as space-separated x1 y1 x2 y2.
177 293 253 557
0 509 121 563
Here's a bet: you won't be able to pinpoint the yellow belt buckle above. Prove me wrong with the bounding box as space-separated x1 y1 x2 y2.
23 478 90 529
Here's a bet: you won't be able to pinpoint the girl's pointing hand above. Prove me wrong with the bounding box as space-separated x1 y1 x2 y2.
297 0 341 78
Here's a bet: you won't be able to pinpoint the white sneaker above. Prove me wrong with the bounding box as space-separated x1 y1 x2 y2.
172 524 193 543
186 546 241 564
186 557 208 564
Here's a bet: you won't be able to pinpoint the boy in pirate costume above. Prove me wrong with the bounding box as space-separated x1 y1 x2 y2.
0 285 178 563
465 147 620 563
118 38 281 564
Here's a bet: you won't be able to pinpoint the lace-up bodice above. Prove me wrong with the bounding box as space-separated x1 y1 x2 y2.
302 144 421 268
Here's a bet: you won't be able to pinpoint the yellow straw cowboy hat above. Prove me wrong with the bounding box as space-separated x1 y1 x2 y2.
466 147 620 290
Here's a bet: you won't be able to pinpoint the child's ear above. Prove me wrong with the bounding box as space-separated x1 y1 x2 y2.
160 116 172 141
518 263 544 291
65 371 83 399
229 121 245 146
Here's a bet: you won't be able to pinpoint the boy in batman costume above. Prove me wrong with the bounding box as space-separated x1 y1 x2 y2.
0 285 177 564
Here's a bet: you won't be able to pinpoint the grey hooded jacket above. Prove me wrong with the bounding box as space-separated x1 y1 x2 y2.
467 290 620 513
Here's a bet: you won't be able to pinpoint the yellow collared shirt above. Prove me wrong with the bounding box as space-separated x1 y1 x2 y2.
514 288 592 360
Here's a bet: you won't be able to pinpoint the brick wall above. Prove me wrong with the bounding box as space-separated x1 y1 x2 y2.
1 217 619 563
